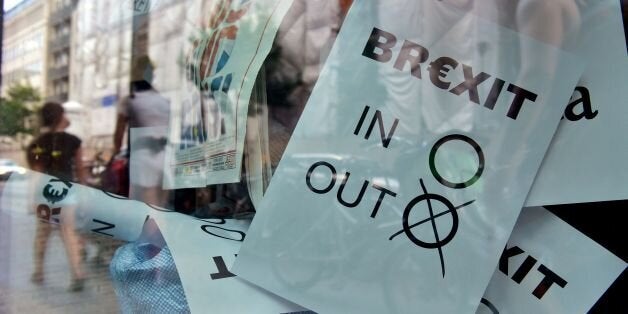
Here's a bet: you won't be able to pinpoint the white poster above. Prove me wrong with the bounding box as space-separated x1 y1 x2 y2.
0 171 312 313
478 207 626 314
525 0 628 206
233 1 584 313
166 0 293 188
0 170 156 242
151 213 311 314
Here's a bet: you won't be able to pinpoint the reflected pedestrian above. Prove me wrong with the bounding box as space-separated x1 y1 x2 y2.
113 56 170 207
27 102 87 292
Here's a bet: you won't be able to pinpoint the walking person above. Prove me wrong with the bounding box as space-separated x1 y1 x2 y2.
113 56 171 207
27 102 88 292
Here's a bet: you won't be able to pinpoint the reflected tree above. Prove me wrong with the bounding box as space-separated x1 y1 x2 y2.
0 84 41 137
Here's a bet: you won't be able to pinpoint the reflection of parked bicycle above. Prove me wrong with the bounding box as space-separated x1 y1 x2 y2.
85 151 107 187
261 134 487 312
100 149 129 197
264 208 447 314
262 183 405 296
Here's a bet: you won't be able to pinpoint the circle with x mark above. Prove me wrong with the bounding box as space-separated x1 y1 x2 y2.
388 133 484 277
402 191 458 249
390 181 476 276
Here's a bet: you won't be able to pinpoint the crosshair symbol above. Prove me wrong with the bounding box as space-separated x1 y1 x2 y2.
389 179 475 277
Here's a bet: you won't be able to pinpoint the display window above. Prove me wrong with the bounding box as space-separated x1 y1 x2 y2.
0 0 625 313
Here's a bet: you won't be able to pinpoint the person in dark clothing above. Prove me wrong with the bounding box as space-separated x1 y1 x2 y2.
27 104 83 182
27 102 87 292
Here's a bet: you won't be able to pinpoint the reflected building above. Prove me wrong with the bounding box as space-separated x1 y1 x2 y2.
1 0 47 97
69 0 134 143
45 0 77 103
69 0 186 147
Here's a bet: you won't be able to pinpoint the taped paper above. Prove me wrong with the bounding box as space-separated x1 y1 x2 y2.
0 170 166 242
151 213 311 313
166 0 293 188
233 1 584 313
526 0 628 206
0 170 313 313
478 207 626 314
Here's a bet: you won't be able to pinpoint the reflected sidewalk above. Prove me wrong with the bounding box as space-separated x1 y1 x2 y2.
0 191 122 314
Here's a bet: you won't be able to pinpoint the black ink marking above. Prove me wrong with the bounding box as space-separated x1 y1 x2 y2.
363 109 399 148
210 256 236 280
101 189 129 200
336 172 369 208
92 219 115 237
354 106 370 135
429 134 484 189
512 255 538 284
480 298 499 314
306 161 337 194
499 245 524 275
201 225 246 242
144 202 175 212
390 179 475 277
532 264 568 299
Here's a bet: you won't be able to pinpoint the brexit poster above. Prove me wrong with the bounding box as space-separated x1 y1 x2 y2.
165 0 292 188
233 1 584 313
525 0 628 206
478 207 625 314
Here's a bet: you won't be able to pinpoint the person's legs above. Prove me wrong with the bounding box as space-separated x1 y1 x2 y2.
32 221 52 283
130 147 168 207
143 186 168 208
59 210 85 291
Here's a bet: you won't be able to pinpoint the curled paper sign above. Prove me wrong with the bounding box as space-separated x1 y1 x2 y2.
478 207 625 314
525 0 628 206
150 213 312 313
0 170 312 313
0 170 159 242
166 0 293 188
232 1 585 313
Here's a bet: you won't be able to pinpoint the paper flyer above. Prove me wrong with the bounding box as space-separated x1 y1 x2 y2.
525 0 628 206
4 171 624 313
478 206 626 314
166 0 293 188
151 213 311 313
232 1 584 313
0 170 312 313
0 170 160 242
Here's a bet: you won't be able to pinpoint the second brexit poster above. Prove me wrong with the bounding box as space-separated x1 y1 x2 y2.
233 1 585 313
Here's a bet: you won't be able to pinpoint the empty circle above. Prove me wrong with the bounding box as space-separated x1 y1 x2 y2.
429 134 484 189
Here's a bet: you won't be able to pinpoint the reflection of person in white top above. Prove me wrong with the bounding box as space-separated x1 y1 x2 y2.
113 56 170 206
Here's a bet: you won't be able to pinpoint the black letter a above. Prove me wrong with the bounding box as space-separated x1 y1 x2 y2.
563 86 598 121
